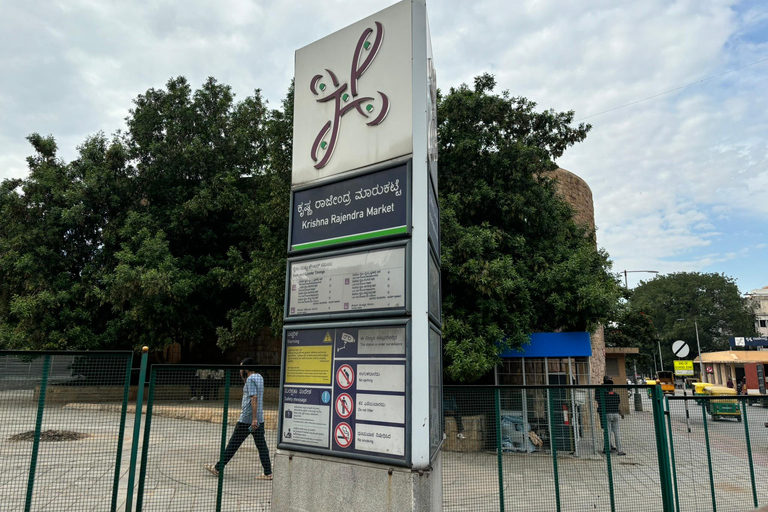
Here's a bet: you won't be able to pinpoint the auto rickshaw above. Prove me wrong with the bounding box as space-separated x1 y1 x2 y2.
694 385 742 421
646 379 656 398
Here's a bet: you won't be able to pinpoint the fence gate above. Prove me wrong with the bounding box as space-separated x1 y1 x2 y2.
0 351 133 512
666 394 768 512
441 384 676 512
134 364 279 512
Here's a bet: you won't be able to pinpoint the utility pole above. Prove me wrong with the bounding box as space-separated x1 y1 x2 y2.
633 358 643 411
695 319 705 383
657 339 664 371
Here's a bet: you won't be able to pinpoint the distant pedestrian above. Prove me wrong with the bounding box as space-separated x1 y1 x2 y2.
597 378 625 456
726 378 734 389
206 358 272 480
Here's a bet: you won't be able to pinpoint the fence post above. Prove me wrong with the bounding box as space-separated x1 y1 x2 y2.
111 355 134 512
216 369 231 512
494 388 505 511
125 347 149 512
741 400 758 508
651 384 675 512
547 389 561 512
24 354 51 512
700 402 717 512
664 397 681 512
135 367 158 512
598 388 616 512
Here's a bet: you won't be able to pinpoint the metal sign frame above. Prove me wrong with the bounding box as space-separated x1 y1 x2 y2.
427 168 440 261
277 318 412 467
288 158 413 254
284 239 411 322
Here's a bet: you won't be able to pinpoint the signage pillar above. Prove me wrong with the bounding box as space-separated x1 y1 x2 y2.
272 2 442 511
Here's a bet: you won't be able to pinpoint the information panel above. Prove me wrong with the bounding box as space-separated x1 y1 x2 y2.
280 324 409 462
287 246 407 319
291 164 410 252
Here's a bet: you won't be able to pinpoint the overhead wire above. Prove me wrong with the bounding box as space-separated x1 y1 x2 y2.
574 56 768 122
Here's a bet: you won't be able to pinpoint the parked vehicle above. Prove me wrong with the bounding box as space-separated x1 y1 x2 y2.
693 385 742 421
656 371 676 396
646 379 657 398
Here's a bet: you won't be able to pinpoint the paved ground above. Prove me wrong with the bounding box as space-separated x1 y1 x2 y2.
2 389 767 511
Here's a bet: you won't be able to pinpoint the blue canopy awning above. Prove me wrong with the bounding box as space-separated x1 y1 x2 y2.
499 332 592 358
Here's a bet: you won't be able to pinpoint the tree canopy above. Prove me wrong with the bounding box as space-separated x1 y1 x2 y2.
438 74 622 381
0 77 290 355
624 272 757 366
2 74 621 381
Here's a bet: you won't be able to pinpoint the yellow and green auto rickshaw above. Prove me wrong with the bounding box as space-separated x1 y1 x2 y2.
646 379 656 398
694 385 742 421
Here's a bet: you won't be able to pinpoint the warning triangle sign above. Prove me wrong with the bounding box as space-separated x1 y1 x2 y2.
323 331 333 343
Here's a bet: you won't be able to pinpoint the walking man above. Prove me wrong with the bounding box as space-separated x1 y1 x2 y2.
206 358 272 480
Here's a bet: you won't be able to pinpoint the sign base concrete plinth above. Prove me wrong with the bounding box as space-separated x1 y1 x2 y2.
272 450 442 512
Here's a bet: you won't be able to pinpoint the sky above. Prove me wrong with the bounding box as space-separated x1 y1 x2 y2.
1 0 766 293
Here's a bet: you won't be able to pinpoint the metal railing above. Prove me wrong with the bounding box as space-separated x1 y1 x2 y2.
0 351 133 512
134 364 279 512
665 394 768 512
4 350 767 512
441 384 675 512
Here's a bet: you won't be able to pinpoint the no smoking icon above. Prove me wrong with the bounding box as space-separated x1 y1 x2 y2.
336 364 354 389
335 393 354 419
335 422 353 448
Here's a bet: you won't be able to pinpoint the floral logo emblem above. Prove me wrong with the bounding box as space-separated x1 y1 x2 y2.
310 21 390 170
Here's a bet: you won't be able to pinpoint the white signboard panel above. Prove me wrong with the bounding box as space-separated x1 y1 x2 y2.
288 247 406 317
292 1 413 186
357 364 406 392
281 391 331 448
355 423 405 456
358 327 406 355
357 393 405 423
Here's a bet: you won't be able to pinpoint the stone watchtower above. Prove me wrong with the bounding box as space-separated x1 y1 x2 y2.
550 167 605 385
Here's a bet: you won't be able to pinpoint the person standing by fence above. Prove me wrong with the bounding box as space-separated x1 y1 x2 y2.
206 358 273 480
597 377 626 456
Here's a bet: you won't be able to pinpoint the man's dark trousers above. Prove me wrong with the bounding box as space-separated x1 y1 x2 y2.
215 422 272 475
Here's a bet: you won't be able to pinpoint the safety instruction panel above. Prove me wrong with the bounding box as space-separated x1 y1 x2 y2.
280 324 408 462
287 247 407 318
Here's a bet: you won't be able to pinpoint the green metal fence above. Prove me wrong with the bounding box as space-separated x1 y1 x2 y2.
5 351 767 512
665 394 768 512
134 364 280 512
441 384 677 512
0 351 133 512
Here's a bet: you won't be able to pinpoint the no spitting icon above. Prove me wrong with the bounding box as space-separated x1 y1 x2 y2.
335 422 353 448
336 364 354 389
335 393 354 419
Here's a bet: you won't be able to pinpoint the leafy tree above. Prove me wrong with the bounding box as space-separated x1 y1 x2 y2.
605 304 659 374
0 133 131 349
439 74 622 381
0 78 281 354
629 272 757 366
2 74 622 375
